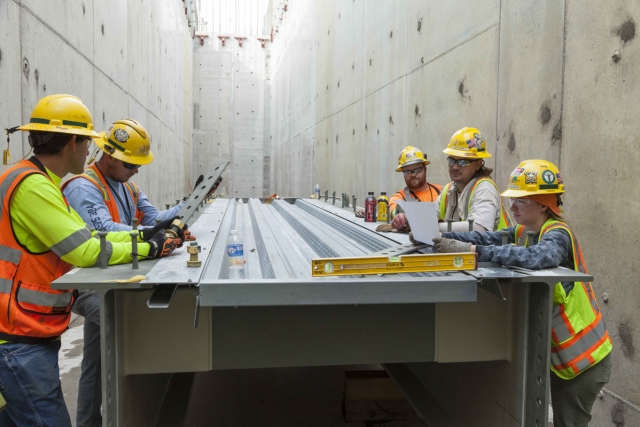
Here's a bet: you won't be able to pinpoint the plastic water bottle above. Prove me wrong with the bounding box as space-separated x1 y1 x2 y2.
226 230 245 279
314 183 320 199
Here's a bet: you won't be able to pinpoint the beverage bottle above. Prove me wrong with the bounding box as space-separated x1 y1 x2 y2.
364 192 376 222
377 192 389 222
314 183 320 199
226 230 245 279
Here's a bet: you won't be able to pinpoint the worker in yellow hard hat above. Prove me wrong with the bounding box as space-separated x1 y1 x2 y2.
0 95 182 427
435 127 511 232
61 119 204 427
389 146 442 230
432 159 612 427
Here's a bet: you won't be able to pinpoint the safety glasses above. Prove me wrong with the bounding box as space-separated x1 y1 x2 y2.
122 161 141 170
447 157 480 168
402 166 424 176
509 198 535 207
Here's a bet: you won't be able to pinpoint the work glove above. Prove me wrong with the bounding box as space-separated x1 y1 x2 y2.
147 231 182 258
432 237 472 253
177 228 196 247
140 217 177 241
194 174 204 188
409 232 425 245
376 224 398 233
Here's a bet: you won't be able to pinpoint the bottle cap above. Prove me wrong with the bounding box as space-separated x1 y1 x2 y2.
368 191 374 195
381 192 386 195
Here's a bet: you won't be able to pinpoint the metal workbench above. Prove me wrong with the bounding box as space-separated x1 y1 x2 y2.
53 197 592 427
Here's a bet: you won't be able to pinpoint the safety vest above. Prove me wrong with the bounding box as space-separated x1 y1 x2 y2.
515 220 612 379
439 178 511 230
64 164 144 224
0 160 75 343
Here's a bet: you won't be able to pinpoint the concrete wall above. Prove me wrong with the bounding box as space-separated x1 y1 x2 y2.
0 0 193 207
266 0 640 424
192 0 269 198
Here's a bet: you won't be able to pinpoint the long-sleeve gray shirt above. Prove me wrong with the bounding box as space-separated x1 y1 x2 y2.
443 226 576 295
63 176 184 232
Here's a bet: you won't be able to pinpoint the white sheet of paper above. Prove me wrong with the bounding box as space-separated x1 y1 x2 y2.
396 200 440 245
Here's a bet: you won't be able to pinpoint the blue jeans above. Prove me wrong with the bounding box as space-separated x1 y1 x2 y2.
71 289 102 427
0 339 72 427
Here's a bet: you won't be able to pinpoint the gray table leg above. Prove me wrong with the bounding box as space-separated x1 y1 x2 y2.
100 289 119 427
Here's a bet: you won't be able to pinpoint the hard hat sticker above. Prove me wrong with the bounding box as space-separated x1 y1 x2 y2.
466 133 484 149
524 171 538 184
114 129 129 143
556 173 563 184
542 170 556 184
513 167 524 176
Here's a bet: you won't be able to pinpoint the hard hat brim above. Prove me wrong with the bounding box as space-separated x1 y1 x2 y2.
17 123 100 138
95 132 154 165
396 158 430 172
501 188 564 197
443 147 492 159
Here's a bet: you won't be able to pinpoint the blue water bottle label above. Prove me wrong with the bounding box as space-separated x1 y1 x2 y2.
227 244 244 257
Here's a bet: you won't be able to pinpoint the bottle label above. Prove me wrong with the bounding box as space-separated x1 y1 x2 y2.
377 202 387 221
227 244 244 257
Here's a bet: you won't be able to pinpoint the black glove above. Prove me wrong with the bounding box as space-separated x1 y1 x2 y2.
147 231 181 258
194 174 204 188
140 217 176 241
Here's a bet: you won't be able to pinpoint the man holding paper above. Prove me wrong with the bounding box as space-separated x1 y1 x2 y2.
389 146 442 231
435 127 511 232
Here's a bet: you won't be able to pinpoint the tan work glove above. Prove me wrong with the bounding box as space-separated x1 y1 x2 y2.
409 232 425 245
432 237 472 253
376 224 398 233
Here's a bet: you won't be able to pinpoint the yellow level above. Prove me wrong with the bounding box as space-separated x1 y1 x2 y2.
311 252 477 277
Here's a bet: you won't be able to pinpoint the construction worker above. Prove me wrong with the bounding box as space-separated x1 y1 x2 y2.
389 146 442 230
435 127 510 232
432 159 612 427
61 119 192 427
0 95 182 427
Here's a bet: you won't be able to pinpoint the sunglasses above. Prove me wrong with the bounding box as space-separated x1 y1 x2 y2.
447 157 480 167
122 161 141 170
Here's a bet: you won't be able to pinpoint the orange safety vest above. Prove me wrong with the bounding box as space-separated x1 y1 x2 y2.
0 160 75 343
63 164 144 225
515 220 612 379
439 178 511 230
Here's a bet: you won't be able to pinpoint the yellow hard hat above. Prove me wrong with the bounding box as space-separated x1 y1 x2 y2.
96 119 154 165
17 94 100 138
501 159 565 197
443 127 491 159
396 146 430 171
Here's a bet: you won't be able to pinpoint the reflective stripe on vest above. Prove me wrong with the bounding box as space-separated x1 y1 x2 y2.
403 188 417 202
0 160 75 341
515 220 612 379
63 165 143 224
438 179 511 230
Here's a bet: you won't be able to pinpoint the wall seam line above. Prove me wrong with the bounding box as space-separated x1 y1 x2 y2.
557 0 568 169
17 1 178 132
495 0 503 180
